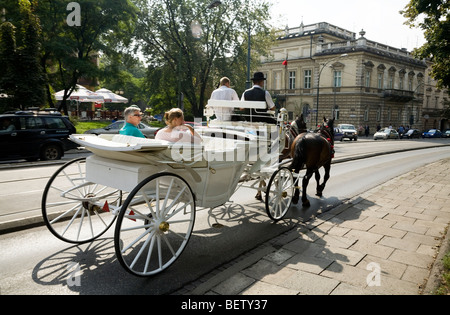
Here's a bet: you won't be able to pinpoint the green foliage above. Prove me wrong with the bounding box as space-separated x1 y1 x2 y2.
134 0 276 117
0 0 45 110
401 0 450 89
35 0 138 114
435 250 450 295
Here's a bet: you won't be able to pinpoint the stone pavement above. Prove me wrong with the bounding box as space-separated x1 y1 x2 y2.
177 158 450 295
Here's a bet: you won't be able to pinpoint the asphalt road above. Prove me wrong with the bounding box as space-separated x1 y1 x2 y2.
1 144 450 295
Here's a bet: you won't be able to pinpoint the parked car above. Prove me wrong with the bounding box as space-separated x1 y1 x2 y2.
337 124 358 141
334 127 344 141
443 130 450 138
373 128 400 140
0 110 78 161
422 129 442 138
84 120 159 138
402 129 421 139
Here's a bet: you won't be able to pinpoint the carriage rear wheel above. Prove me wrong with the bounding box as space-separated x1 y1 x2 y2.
265 167 294 221
114 172 195 276
42 158 120 244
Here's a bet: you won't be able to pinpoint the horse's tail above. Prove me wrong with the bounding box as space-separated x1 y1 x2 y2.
289 136 306 173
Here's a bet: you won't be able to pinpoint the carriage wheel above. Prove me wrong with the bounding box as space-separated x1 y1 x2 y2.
265 167 294 221
114 173 195 277
42 158 120 244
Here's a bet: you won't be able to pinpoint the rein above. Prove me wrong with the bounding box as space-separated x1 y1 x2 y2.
319 127 335 159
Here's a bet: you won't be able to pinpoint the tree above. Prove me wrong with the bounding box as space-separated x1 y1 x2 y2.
134 0 274 117
99 54 148 109
0 0 45 110
402 0 450 89
35 0 137 114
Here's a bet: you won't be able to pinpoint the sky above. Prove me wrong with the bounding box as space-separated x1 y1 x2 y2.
270 0 426 52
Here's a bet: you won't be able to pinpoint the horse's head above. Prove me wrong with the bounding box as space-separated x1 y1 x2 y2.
320 117 335 144
296 114 307 132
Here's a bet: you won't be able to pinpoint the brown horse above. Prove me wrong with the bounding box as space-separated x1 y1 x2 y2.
285 116 335 207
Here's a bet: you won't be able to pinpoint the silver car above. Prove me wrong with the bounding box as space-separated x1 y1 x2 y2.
84 120 159 138
373 128 399 140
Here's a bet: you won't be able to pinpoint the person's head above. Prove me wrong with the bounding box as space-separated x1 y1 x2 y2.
251 72 266 85
124 106 142 126
220 77 231 87
164 108 184 127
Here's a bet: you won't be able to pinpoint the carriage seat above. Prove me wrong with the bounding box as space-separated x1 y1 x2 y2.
205 100 275 122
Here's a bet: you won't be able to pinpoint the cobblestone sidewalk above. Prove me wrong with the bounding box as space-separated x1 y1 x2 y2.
179 158 450 295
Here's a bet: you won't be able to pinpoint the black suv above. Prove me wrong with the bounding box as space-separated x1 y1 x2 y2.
0 110 78 161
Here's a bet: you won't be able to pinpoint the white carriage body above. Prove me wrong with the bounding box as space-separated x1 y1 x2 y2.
72 134 254 209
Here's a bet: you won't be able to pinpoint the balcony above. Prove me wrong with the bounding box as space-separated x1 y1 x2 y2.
383 89 414 102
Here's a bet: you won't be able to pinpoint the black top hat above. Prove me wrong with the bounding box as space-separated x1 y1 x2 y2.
251 72 266 81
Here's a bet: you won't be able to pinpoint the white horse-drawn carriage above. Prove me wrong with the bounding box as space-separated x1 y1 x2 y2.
41 101 297 276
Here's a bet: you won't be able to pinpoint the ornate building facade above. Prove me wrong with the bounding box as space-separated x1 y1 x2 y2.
258 22 435 132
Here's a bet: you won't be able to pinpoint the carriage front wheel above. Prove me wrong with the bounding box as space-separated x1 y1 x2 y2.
265 167 294 221
41 158 120 244
114 172 196 276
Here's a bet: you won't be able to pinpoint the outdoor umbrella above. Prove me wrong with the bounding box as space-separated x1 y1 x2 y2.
54 84 94 101
95 88 128 103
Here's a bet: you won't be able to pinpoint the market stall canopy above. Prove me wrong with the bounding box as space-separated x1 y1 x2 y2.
95 88 128 103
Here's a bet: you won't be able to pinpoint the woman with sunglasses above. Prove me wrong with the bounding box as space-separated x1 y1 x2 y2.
119 106 146 138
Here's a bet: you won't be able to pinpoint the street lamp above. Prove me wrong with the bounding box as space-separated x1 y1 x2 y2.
315 53 348 126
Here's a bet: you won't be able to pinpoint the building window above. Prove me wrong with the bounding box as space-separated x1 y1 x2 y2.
364 106 369 121
365 71 371 87
289 71 296 89
388 74 394 89
333 105 340 120
302 104 310 118
304 70 311 89
274 72 281 90
333 70 342 87
387 107 391 122
376 106 381 121
399 77 403 90
377 73 383 89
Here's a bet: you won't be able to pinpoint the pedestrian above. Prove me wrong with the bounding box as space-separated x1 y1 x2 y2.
119 106 145 138
240 72 276 123
365 125 370 137
209 77 239 121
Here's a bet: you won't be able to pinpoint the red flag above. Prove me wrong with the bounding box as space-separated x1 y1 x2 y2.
282 60 288 66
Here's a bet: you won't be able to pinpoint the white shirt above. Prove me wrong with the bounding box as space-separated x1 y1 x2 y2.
210 85 239 120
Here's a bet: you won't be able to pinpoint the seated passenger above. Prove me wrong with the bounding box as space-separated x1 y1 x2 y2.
119 106 145 138
155 108 202 143
210 77 239 121
239 71 276 123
